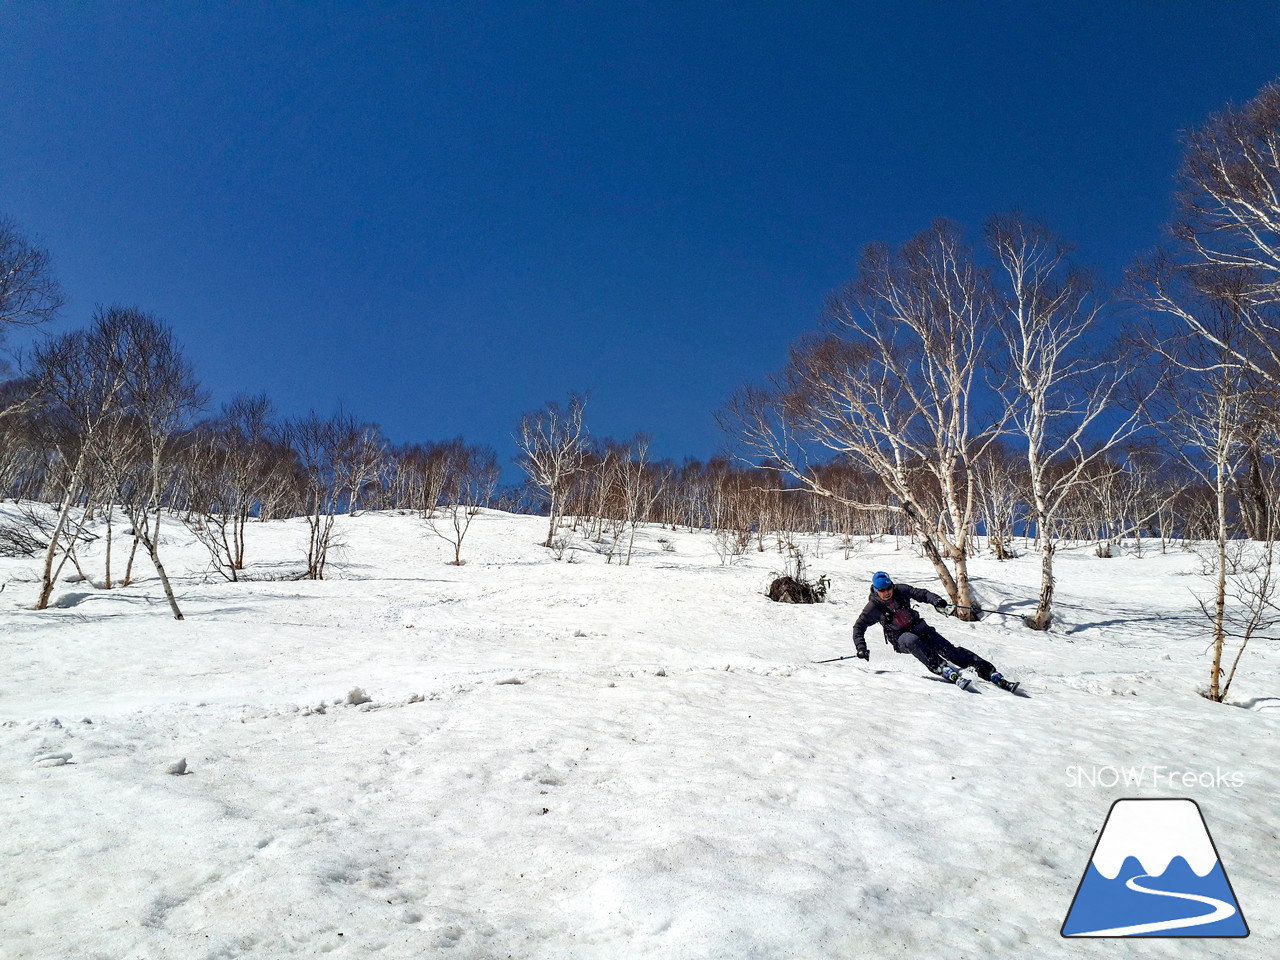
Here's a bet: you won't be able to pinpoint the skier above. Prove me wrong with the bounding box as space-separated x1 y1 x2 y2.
851 571 1018 692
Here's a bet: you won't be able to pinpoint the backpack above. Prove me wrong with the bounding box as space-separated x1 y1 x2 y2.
881 594 919 633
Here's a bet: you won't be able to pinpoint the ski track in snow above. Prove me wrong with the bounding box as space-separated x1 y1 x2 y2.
1 507 1277 959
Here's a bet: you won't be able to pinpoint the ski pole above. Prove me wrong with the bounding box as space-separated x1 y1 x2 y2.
953 603 1047 628
953 604 1026 619
812 653 860 664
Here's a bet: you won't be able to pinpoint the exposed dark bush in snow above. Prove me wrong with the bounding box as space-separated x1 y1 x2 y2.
766 575 823 604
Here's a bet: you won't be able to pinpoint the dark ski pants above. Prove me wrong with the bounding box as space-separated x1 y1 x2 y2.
896 629 997 680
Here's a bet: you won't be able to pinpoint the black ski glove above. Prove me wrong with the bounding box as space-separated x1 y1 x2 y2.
934 599 956 616
855 646 870 661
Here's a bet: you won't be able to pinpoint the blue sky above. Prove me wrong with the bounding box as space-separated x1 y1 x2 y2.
1 2 1278 466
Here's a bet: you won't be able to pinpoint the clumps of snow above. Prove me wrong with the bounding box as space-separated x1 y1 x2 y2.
141 892 186 929
432 925 464 947
345 687 371 705
524 764 565 787
33 751 72 767
1059 672 1149 697
164 758 188 776
654 667 667 677
495 676 524 686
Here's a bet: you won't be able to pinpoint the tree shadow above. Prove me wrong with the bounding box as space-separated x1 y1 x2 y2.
1061 613 1201 634
1233 696 1280 712
50 592 94 609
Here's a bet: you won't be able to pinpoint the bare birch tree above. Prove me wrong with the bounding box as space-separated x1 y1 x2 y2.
988 213 1146 628
181 394 283 580
726 221 1003 612
1139 265 1268 700
286 413 346 580
118 310 206 619
617 434 668 565
427 442 499 564
1140 79 1280 698
0 215 64 340
516 393 588 548
89 410 147 589
30 310 133 608
1174 82 1280 310
1150 80 1280 387
331 417 387 515
970 440 1025 561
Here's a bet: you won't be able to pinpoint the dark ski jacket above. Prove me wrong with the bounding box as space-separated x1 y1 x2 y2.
852 583 945 655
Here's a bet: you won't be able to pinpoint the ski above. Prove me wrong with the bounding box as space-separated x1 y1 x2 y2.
937 660 972 690
922 673 975 691
929 661 974 690
813 653 1019 696
986 672 1021 694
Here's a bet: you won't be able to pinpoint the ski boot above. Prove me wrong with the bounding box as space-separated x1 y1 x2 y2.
938 663 971 690
988 672 1020 694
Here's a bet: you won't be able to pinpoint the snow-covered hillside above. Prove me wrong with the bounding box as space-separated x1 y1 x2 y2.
1 507 1276 958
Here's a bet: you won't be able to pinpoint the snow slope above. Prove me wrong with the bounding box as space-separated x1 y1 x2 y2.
1 507 1276 958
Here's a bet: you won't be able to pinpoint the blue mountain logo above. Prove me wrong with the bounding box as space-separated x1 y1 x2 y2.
1062 798 1248 937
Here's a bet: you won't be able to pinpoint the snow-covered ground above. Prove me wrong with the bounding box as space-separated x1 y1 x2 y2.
1 506 1276 959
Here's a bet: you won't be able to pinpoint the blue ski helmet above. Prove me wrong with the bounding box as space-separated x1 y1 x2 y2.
871 571 893 591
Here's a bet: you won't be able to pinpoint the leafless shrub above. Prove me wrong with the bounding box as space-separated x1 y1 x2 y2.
549 532 575 562
0 518 46 557
180 394 287 581
426 442 499 565
713 528 750 566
